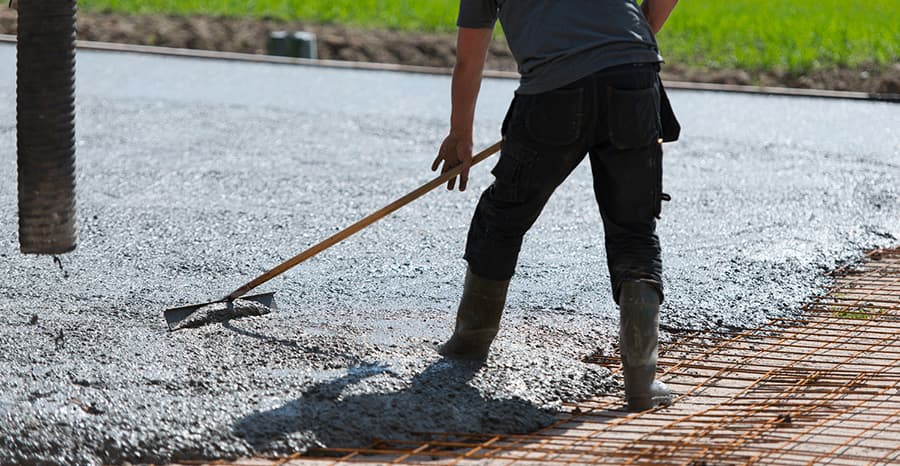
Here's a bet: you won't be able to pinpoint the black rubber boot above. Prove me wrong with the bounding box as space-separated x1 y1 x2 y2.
438 268 510 361
619 280 674 411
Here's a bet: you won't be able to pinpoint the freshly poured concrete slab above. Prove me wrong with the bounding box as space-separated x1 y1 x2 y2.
0 43 898 464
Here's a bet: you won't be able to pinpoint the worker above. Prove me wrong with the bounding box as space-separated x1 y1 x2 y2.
432 0 680 412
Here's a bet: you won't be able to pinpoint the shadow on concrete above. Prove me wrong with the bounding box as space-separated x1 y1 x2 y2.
222 320 308 350
232 359 556 452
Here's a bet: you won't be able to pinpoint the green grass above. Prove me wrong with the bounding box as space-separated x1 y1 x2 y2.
83 0 899 74
84 0 459 32
660 0 899 72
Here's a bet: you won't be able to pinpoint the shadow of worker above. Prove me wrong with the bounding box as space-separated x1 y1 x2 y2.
233 359 556 452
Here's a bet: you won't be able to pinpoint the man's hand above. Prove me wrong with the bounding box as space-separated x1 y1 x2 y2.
434 26 492 192
432 131 473 191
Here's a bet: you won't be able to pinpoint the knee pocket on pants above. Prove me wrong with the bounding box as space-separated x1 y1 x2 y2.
490 139 537 203
607 85 661 150
601 144 664 224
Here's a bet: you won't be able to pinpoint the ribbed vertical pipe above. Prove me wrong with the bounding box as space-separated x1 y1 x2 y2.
17 0 78 254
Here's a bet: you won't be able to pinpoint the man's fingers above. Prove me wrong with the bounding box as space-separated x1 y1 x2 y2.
434 136 471 192
441 157 456 191
458 165 470 192
458 156 471 191
431 152 443 171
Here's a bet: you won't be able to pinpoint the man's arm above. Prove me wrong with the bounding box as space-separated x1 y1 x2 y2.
432 27 493 191
641 0 678 35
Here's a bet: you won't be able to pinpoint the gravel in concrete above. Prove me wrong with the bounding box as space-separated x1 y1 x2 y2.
0 44 898 465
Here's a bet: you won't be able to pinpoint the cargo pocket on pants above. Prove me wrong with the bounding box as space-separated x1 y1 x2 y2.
490 138 537 204
607 85 661 150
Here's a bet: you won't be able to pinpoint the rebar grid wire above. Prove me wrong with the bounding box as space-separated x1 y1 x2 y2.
195 249 900 466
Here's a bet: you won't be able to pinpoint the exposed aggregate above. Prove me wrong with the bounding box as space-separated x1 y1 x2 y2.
0 45 898 464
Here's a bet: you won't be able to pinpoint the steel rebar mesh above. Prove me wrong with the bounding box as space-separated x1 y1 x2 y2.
194 249 900 466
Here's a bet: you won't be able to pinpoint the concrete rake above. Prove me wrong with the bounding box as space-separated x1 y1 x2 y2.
164 141 502 331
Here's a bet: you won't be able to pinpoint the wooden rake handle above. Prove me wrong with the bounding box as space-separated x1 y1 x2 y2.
225 140 503 301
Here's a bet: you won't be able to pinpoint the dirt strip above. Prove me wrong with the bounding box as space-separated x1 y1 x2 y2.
2 9 899 93
176 248 900 465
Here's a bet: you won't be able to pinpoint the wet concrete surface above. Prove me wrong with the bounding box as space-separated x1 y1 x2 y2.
166 295 274 331
0 44 898 464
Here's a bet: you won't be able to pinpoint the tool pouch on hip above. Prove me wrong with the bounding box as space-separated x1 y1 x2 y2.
658 79 680 143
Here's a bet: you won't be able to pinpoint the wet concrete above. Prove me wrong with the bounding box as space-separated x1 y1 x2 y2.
169 298 273 331
0 44 898 464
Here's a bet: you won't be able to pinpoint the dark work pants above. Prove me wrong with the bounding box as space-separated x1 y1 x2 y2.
464 63 665 303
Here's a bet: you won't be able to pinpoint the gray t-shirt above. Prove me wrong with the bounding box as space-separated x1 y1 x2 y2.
458 0 662 94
